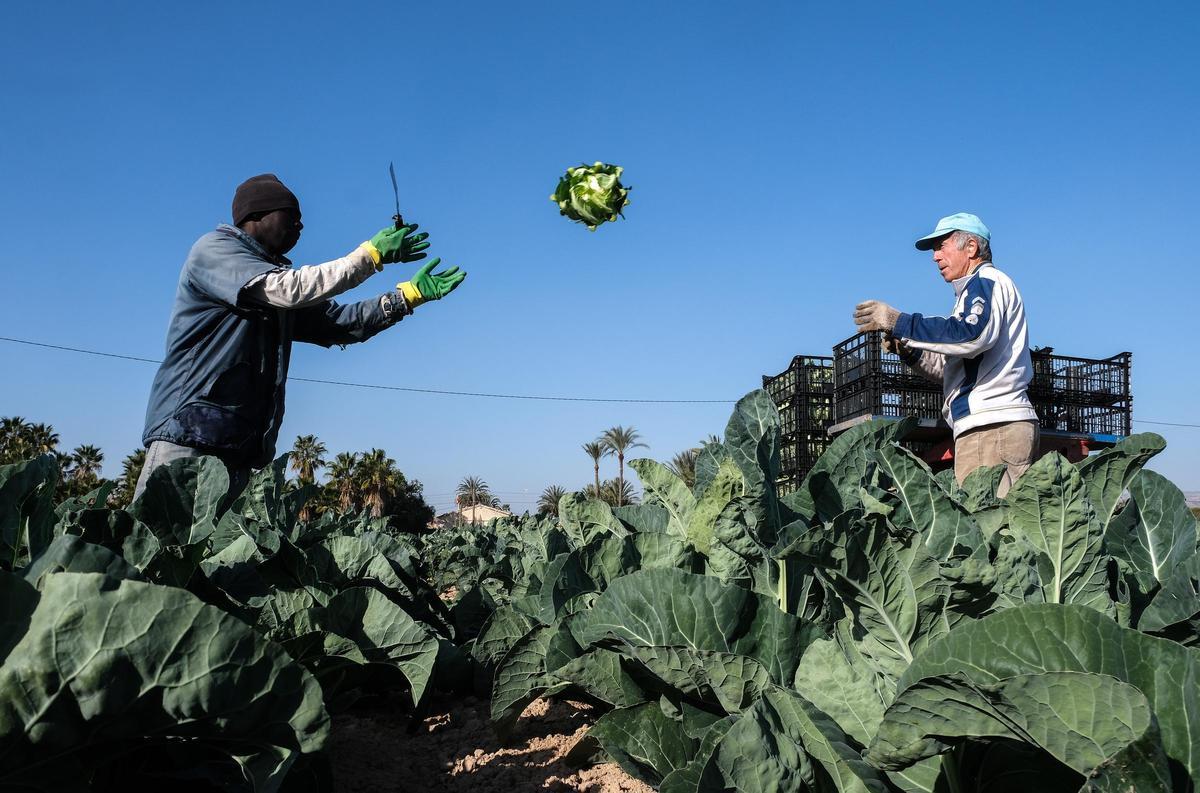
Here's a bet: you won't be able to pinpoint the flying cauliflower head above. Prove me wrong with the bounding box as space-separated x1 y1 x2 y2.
551 162 631 230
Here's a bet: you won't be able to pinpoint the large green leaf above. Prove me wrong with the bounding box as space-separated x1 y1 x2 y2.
1139 555 1200 635
553 647 647 708
490 624 567 738
22 534 144 588
129 455 228 547
614 503 671 534
571 532 694 591
631 458 696 539
472 605 537 693
899 603 1200 789
620 645 773 713
1005 453 1107 608
658 715 737 793
558 492 625 545
872 445 981 562
786 418 915 522
1105 469 1198 591
691 458 746 557
805 514 948 678
0 456 58 571
1076 433 1166 536
792 637 887 747
314 586 440 708
572 568 821 687
0 572 327 790
866 672 1173 792
722 389 782 539
716 686 894 793
588 701 699 786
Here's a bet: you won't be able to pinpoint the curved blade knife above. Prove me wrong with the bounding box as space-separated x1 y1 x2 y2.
389 161 404 229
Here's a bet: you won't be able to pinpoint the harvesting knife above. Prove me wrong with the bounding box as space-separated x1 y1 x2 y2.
389 161 405 229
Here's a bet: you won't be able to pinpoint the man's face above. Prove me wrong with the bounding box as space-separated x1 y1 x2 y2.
254 207 304 256
931 232 975 282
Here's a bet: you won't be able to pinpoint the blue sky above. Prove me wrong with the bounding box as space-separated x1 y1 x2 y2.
2 1 1197 510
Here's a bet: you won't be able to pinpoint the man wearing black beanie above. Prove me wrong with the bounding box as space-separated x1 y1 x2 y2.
134 173 467 499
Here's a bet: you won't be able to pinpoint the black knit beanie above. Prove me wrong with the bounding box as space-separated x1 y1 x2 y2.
231 174 300 226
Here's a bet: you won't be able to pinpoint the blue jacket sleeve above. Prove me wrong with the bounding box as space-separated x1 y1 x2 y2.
893 275 1002 357
292 295 397 347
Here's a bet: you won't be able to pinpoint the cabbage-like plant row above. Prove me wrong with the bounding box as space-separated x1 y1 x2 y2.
1 390 1196 791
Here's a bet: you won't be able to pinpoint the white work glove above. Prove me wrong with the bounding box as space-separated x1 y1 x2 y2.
854 300 901 333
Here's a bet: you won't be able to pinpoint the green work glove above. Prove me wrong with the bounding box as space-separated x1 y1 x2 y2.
363 224 430 269
397 258 467 308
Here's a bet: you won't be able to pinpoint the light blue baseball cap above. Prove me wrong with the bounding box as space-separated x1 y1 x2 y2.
914 213 991 250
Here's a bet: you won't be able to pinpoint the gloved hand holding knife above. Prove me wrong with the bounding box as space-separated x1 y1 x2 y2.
368 161 467 307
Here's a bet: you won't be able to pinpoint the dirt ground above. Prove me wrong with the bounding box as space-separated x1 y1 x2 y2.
329 694 654 793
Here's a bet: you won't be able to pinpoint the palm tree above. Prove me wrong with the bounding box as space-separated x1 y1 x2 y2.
289 435 327 522
289 435 328 485
701 434 722 448
356 449 398 518
116 448 146 506
668 447 700 488
537 485 567 517
328 452 360 512
582 440 605 499
70 444 104 483
600 426 647 506
25 423 60 455
0 416 28 463
598 478 638 508
456 476 493 508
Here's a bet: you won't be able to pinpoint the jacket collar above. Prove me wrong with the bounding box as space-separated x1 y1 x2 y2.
951 261 992 297
216 223 292 267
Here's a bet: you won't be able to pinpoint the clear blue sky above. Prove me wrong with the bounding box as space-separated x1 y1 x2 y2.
2 1 1197 511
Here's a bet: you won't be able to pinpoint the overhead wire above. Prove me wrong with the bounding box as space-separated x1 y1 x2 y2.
2 334 1198 426
0 336 734 404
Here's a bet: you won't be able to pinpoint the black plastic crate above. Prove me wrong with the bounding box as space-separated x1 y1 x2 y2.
1028 350 1132 435
779 394 835 435
833 331 938 392
834 375 943 423
779 430 830 475
763 355 835 406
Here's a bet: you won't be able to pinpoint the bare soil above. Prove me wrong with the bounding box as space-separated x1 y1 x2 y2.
329 694 654 793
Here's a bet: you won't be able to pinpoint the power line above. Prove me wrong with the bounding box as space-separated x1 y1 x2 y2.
0 336 734 405
3 334 1199 427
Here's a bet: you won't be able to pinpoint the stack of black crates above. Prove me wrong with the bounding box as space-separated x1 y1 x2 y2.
761 355 834 496
830 332 1133 436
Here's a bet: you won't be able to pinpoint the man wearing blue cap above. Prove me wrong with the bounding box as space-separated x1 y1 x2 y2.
853 213 1039 497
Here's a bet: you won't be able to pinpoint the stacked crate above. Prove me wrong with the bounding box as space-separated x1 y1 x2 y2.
1029 349 1132 435
830 333 1133 436
761 355 835 495
832 332 942 423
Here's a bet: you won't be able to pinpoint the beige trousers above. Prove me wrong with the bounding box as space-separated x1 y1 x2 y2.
954 420 1040 498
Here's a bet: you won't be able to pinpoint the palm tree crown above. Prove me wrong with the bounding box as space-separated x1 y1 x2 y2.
356 449 398 518
71 444 104 482
537 485 567 517
600 425 647 506
328 452 360 512
290 435 328 485
581 440 606 499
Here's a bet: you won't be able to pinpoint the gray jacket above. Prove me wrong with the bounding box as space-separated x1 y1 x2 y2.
142 225 397 467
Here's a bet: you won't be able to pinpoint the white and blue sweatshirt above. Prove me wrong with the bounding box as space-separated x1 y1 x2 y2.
892 263 1038 437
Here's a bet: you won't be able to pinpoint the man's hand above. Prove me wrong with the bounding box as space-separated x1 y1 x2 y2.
854 300 901 333
397 258 467 308
364 224 430 269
